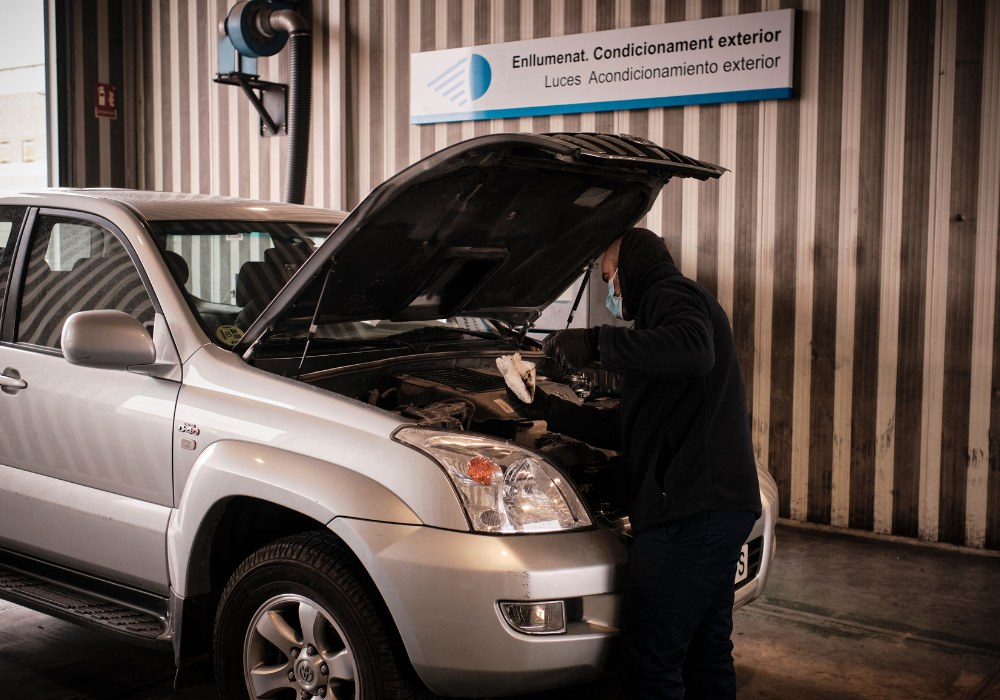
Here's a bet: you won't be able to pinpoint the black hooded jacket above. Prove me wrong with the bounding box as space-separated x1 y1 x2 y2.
547 229 762 532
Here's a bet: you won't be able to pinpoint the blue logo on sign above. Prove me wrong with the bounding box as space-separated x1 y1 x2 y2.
428 54 491 106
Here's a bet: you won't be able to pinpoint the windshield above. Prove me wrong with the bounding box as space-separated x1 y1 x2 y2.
148 220 335 347
148 220 513 351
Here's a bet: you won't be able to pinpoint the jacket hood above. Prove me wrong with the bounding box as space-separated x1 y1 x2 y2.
617 226 677 320
234 132 724 356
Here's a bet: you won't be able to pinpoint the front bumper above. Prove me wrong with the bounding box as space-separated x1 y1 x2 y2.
734 496 776 611
330 519 628 697
330 496 776 697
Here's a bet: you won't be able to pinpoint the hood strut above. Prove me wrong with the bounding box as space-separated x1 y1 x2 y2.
295 267 333 380
565 261 594 329
516 310 542 348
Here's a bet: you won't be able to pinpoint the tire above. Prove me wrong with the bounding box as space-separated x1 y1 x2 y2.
214 531 435 700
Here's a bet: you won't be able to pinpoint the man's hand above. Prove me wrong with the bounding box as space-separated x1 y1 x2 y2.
506 388 550 421
543 328 597 371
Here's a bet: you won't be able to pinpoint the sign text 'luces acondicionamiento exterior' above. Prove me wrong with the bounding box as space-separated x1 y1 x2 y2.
410 9 794 125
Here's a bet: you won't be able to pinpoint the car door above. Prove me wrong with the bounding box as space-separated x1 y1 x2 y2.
0 209 179 594
0 205 26 304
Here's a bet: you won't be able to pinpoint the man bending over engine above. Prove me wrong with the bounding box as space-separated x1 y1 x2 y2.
513 227 762 700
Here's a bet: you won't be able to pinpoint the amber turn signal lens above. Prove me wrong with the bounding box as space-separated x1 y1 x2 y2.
467 456 499 485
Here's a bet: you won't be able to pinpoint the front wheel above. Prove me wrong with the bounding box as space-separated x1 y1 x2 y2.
214 532 431 700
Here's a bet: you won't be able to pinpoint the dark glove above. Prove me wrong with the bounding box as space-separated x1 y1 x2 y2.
542 328 598 371
506 387 550 421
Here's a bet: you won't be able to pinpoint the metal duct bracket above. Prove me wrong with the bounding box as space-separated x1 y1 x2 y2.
214 71 287 137
217 0 311 203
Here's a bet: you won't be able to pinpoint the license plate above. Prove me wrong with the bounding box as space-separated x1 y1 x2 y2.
734 543 749 584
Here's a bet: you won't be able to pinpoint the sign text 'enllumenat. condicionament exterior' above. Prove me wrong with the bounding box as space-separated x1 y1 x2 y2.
410 9 794 125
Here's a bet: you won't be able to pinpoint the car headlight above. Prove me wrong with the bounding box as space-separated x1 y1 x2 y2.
394 427 592 534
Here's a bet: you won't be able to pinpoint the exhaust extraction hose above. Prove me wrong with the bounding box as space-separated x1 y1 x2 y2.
267 9 312 204
283 30 312 204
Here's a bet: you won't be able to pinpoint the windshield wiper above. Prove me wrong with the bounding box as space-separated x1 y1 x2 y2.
388 326 511 344
266 336 416 352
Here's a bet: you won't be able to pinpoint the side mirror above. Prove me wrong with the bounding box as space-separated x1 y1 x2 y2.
61 310 157 370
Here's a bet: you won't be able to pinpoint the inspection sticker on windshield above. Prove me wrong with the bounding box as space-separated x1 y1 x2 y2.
216 325 244 346
735 543 749 584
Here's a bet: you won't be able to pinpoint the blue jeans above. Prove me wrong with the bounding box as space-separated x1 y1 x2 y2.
618 510 757 700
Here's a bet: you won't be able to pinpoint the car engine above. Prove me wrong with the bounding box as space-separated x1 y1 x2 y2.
313 356 630 520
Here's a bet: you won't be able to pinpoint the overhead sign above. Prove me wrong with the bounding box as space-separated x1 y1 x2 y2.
95 82 117 119
411 9 793 124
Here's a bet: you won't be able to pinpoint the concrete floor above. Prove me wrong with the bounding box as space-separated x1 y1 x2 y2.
1 525 998 699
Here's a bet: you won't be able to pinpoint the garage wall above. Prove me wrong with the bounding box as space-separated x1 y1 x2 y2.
343 0 1000 551
50 0 344 208
53 0 1000 551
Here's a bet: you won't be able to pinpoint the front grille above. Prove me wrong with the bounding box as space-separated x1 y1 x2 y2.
409 368 509 394
735 536 764 591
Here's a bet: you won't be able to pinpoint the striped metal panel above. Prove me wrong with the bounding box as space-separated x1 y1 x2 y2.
56 0 343 208
351 0 1000 550
56 0 1000 551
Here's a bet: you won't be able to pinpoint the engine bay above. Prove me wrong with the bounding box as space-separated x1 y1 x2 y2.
309 352 629 520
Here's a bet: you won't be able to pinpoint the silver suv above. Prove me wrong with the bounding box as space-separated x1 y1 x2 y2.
0 133 777 699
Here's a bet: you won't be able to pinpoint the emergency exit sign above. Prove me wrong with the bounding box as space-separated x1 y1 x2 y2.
95 83 116 119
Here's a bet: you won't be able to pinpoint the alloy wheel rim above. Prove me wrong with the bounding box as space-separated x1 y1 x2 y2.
243 593 358 700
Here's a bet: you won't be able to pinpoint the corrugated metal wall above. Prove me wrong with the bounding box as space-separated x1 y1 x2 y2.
53 0 344 208
338 0 1000 551
55 0 1000 550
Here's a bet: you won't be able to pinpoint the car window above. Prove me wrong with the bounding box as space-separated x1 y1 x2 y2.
17 215 155 349
0 205 27 305
148 220 335 348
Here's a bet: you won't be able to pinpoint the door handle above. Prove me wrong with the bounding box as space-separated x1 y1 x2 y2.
0 368 26 394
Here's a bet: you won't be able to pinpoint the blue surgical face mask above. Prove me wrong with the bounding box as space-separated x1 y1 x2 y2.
606 269 623 319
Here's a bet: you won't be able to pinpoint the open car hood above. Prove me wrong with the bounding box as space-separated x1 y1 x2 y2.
234 132 724 355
